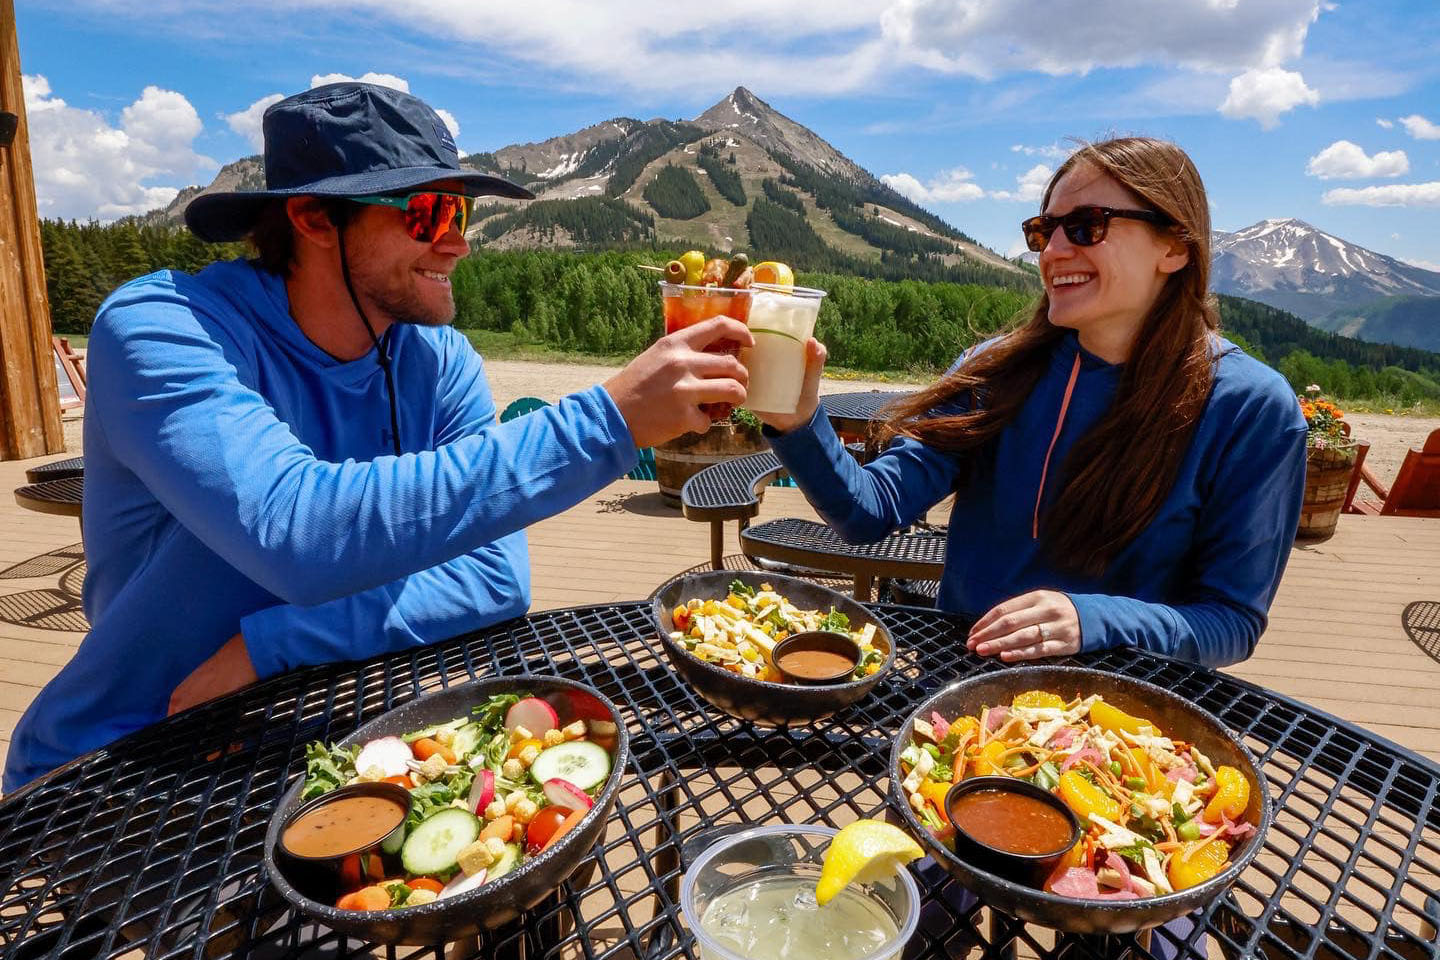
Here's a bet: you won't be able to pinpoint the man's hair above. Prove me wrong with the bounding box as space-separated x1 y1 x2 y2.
248 198 355 276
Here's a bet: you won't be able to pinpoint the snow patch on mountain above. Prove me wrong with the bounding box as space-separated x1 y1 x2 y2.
1212 218 1440 320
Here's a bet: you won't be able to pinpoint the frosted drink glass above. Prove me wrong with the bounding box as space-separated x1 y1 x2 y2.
741 286 826 415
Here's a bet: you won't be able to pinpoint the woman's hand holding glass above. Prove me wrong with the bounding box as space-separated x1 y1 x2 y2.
967 590 1082 661
752 338 828 434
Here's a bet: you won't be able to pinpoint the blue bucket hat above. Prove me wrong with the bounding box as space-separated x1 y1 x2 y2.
185 82 534 243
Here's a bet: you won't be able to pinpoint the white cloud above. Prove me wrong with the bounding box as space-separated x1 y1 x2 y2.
1402 257 1440 273
991 163 1054 203
37 0 1326 98
881 167 985 204
23 74 215 220
1376 118 1394 129
1322 182 1440 207
1399 114 1440 140
1218 67 1318 128
311 71 409 92
225 93 284 153
879 0 1320 78
1011 143 1071 160
1305 140 1408 179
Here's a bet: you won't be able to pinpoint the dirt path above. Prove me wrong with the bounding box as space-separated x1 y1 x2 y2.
1342 413 1439 491
483 359 1437 490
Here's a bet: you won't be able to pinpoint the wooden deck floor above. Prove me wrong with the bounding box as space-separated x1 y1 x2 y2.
3 452 1439 781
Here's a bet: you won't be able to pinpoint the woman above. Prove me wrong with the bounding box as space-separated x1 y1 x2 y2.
759 137 1306 669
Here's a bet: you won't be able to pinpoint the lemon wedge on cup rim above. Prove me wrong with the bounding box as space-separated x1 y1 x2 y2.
815 819 925 906
751 260 795 290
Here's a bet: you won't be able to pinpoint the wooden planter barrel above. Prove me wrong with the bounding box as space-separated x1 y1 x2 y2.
1297 440 1358 541
654 421 766 504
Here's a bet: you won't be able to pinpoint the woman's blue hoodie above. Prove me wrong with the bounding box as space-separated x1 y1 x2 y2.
768 332 1307 668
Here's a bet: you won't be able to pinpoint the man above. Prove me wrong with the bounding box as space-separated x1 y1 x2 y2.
3 82 750 791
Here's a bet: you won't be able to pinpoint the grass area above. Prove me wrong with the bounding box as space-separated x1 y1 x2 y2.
1339 398 1440 417
460 328 933 384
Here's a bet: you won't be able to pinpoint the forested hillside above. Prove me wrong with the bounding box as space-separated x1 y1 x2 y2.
40 219 246 333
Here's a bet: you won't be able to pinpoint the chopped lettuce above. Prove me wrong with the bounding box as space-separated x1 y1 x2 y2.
819 608 850 633
471 693 523 731
301 741 360 801
728 579 756 599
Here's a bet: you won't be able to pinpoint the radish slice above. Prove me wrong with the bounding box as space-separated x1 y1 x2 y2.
439 867 487 900
355 736 412 778
542 777 594 811
468 769 495 814
505 697 559 735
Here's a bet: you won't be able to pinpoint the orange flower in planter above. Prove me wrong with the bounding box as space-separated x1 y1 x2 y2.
1297 393 1346 451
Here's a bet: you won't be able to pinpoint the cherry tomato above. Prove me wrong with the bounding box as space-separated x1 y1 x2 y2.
526 806 572 854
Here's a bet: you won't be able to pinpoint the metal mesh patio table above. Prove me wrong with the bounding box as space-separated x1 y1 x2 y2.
22 457 84 485
1 602 1437 960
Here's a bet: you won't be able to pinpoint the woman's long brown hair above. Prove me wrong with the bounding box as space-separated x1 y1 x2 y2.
883 137 1219 577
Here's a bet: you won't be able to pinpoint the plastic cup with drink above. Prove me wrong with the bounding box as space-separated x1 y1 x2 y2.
656 254 754 421
740 283 826 415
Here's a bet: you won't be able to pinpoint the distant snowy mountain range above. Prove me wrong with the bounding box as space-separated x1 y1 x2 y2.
1211 219 1440 317
1211 219 1440 352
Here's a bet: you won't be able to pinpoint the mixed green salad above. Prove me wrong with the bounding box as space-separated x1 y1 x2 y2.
298 692 616 911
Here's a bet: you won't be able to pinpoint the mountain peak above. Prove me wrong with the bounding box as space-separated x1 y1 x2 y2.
693 87 868 182
1213 216 1440 318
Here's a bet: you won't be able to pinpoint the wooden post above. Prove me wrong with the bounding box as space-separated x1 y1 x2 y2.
0 0 63 460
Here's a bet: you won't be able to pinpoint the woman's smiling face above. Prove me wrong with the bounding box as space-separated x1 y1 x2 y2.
1038 162 1188 361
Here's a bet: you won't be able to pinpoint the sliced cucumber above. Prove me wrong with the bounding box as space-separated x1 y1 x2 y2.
401 718 465 743
488 842 522 881
450 723 483 761
380 821 407 856
401 808 479 876
529 741 611 792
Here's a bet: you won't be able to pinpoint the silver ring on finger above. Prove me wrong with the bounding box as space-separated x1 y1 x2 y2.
1036 622 1049 643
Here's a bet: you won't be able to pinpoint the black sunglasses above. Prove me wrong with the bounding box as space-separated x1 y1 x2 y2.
1021 205 1171 253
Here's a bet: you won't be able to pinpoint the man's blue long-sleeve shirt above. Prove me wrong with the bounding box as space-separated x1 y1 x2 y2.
5 259 637 791
768 333 1307 668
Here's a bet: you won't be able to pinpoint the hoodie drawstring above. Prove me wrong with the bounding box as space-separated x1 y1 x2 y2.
1033 351 1082 539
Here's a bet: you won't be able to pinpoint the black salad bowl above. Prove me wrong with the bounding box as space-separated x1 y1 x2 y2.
889 665 1271 934
264 675 630 945
651 570 894 725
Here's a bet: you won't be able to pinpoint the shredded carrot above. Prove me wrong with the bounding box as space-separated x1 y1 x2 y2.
950 734 974 783
1154 841 1184 852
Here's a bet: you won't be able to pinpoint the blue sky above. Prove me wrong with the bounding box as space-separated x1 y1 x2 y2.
16 0 1440 270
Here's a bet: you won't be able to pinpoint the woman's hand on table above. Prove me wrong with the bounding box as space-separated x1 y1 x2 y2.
967 590 1081 661
169 632 258 715
754 338 828 434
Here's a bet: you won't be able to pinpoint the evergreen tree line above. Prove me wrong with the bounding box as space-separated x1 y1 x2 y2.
40 219 246 334
478 197 654 246
447 249 1033 368
695 146 747 207
766 149 984 248
762 178 806 214
36 221 1440 406
828 205 954 258
603 122 706 197
745 199 1037 289
642 165 711 220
